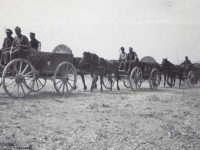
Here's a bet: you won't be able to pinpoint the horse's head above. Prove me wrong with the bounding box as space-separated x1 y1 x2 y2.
161 58 168 69
79 52 91 65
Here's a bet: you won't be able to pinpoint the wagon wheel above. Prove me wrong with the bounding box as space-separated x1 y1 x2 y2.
53 62 77 95
149 68 160 90
187 70 196 87
33 77 46 91
2 59 36 98
103 76 115 89
123 77 130 88
130 67 143 91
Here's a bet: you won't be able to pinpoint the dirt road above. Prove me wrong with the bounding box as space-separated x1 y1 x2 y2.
0 75 200 150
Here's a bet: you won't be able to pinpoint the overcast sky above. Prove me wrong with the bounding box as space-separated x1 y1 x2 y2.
1 0 200 64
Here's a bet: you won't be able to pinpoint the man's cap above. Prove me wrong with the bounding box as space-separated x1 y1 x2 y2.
120 47 124 50
129 47 133 50
6 29 12 34
30 32 35 36
15 26 21 31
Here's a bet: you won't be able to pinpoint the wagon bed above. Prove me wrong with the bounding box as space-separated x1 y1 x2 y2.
0 45 77 98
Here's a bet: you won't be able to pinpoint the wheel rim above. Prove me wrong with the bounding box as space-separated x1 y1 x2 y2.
123 77 130 88
2 59 35 98
149 68 160 90
130 67 142 91
103 76 115 89
187 70 196 87
33 77 46 91
53 62 77 95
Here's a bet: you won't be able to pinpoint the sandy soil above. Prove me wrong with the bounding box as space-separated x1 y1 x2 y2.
0 75 200 150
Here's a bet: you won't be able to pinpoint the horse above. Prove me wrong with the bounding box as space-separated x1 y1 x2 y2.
73 57 98 91
161 58 188 87
79 52 120 92
159 64 176 87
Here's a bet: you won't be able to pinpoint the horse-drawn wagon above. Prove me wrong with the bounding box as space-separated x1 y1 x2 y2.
0 44 77 98
103 56 161 91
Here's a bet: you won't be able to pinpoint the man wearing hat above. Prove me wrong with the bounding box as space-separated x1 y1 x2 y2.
30 32 41 51
0 29 14 65
118 47 127 70
3 26 30 65
124 47 139 72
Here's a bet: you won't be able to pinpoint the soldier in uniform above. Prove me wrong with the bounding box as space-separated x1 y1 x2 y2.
29 32 41 51
0 29 14 65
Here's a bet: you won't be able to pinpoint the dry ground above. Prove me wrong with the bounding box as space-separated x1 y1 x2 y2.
0 75 200 150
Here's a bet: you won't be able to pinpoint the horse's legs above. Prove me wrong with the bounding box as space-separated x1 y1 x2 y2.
90 74 97 92
115 73 120 90
107 74 113 91
173 76 176 87
100 75 103 92
167 75 172 87
164 74 166 87
80 74 87 91
91 74 98 89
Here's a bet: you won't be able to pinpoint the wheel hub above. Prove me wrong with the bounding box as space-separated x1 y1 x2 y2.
16 75 24 83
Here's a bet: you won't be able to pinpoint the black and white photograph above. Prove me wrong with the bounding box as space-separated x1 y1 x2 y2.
0 0 200 149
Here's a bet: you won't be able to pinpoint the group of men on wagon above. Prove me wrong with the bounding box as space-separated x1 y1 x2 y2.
118 46 192 73
0 26 41 66
118 47 139 72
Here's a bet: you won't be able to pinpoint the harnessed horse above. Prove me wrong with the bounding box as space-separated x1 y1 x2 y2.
161 58 196 87
73 57 97 91
79 52 120 92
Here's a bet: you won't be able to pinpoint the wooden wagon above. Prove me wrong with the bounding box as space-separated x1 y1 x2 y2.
103 56 161 91
0 45 77 98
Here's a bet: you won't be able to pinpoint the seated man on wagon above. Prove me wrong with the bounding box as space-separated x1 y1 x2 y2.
180 56 192 74
118 47 127 70
0 29 14 65
2 26 31 65
29 32 41 51
124 47 139 72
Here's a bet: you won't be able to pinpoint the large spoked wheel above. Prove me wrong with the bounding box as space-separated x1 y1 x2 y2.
103 76 115 89
53 62 77 95
187 70 196 87
123 77 130 88
2 59 36 98
130 67 143 91
33 77 46 91
149 68 160 90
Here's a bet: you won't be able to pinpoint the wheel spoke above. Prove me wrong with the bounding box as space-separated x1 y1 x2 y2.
19 61 22 75
62 82 65 94
66 82 69 92
20 82 26 96
56 79 62 85
36 80 39 90
24 71 33 77
10 83 17 94
58 82 64 91
67 81 73 89
5 80 16 88
37 78 44 86
21 64 29 75
67 67 74 76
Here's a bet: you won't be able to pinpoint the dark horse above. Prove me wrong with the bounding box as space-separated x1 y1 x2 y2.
159 64 176 87
161 58 184 87
78 52 120 92
161 58 196 87
73 57 97 91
